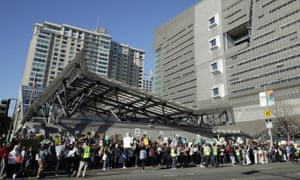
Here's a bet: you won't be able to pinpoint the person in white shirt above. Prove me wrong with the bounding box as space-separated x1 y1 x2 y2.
7 145 18 179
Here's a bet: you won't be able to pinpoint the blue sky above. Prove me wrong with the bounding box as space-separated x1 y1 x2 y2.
0 0 200 101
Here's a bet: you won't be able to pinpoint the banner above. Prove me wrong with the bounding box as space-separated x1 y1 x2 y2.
259 92 267 107
267 90 275 106
259 90 275 107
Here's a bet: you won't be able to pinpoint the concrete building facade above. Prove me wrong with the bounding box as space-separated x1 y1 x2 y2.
223 0 300 123
153 7 197 108
153 0 300 134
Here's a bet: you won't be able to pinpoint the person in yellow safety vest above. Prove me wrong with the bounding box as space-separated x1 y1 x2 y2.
77 142 91 178
204 144 211 167
170 147 177 169
235 145 243 166
278 146 283 162
211 143 219 168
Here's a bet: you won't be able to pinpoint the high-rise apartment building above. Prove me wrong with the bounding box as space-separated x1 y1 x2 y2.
143 73 153 93
109 42 145 88
22 22 112 89
20 21 144 114
154 0 300 128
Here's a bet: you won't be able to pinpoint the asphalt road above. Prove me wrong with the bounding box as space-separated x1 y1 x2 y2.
31 162 300 180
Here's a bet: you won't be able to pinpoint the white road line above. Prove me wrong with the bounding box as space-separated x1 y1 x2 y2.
164 174 177 177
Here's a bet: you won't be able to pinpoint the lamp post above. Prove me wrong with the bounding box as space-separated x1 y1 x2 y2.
264 85 273 148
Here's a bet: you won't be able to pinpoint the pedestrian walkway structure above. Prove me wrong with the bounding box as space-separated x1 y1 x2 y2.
20 52 201 129
19 52 262 138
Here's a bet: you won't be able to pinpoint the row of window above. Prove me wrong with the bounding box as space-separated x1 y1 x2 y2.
281 19 300 29
164 63 194 79
229 64 300 89
252 30 275 41
257 9 299 31
223 0 244 12
224 9 242 20
262 0 278 8
236 40 299 68
269 0 296 14
230 52 300 78
227 31 297 62
172 93 195 101
165 35 194 59
167 78 196 92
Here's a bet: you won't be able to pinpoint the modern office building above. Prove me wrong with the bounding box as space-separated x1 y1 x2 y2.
20 22 144 117
154 0 300 135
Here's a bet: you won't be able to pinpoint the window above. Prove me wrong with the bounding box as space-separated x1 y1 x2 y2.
210 59 223 74
208 14 218 28
209 17 216 25
209 36 220 50
211 84 224 98
212 87 219 97
211 62 218 71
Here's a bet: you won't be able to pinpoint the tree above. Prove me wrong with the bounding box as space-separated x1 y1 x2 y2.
273 100 300 141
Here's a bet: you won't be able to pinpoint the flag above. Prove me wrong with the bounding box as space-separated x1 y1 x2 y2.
33 73 37 96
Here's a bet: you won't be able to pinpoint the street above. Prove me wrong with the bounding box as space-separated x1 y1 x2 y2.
36 162 300 180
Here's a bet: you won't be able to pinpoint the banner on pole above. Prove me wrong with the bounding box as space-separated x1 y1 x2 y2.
259 90 275 107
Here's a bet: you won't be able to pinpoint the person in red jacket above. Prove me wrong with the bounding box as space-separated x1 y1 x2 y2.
0 142 9 178
225 144 235 166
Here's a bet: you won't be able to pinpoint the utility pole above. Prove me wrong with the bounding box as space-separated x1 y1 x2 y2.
264 86 273 148
260 85 274 148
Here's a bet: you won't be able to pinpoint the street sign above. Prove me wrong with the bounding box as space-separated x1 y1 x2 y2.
264 108 272 118
265 119 273 129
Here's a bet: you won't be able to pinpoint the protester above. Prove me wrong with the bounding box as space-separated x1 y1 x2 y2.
7 145 18 179
76 142 90 178
0 142 9 179
0 128 298 179
138 144 147 171
36 144 48 179
170 146 177 169
13 146 26 179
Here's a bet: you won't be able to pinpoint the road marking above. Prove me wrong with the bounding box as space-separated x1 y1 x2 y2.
164 172 195 177
186 173 195 175
258 167 272 170
164 174 177 177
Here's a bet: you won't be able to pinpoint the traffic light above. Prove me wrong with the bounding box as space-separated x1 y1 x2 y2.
0 99 10 117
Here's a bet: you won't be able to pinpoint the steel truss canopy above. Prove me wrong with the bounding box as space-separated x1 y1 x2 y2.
21 52 199 127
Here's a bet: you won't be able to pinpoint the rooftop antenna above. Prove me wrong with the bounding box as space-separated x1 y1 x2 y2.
96 16 100 32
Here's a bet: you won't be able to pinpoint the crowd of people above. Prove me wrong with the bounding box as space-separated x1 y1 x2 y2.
0 131 299 179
